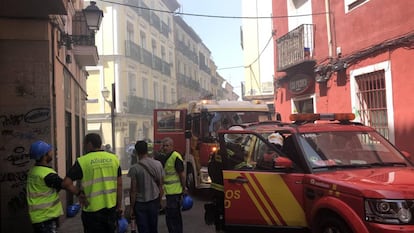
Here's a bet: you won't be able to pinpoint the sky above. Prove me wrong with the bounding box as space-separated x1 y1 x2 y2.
176 0 244 98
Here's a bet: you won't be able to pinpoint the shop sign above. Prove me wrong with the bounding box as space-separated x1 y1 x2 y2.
288 74 313 95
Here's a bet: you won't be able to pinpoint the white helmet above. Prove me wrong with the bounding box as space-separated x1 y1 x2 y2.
224 126 244 144
268 132 284 147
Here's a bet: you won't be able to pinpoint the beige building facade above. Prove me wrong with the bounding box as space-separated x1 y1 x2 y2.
86 0 179 169
86 0 237 169
241 0 274 105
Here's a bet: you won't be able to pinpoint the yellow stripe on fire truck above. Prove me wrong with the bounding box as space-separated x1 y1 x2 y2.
225 172 307 226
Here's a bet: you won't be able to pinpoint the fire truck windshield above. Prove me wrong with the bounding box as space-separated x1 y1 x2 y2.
207 111 270 137
297 131 409 169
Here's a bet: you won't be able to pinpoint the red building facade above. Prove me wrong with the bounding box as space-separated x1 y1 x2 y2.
272 0 414 153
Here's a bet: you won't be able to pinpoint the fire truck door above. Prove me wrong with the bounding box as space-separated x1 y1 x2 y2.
223 170 307 228
153 109 187 154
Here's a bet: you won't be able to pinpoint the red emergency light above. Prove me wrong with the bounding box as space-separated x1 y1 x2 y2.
289 113 355 122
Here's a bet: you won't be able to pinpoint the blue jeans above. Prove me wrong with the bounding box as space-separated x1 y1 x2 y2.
165 194 183 233
134 198 160 233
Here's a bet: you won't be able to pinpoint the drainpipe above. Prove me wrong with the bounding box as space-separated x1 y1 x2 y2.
51 21 58 169
325 0 333 59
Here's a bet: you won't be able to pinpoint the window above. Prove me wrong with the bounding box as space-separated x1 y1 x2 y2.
128 72 137 96
156 110 184 131
142 77 148 98
153 82 159 102
161 45 166 60
152 38 157 55
127 21 134 41
345 0 368 12
350 61 394 143
355 70 388 139
140 31 146 49
292 96 315 113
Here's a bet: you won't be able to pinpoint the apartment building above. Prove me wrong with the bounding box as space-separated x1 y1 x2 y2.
0 0 101 231
86 0 235 169
240 0 274 113
273 0 414 154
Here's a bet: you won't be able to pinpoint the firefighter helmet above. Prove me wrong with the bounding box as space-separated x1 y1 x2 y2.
268 133 284 147
224 126 244 144
29 140 52 161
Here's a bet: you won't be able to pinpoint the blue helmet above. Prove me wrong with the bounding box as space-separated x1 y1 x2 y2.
117 217 128 233
182 194 193 211
66 203 80 217
30 140 52 161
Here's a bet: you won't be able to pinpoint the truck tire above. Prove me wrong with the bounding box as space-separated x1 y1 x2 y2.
186 163 196 194
315 215 352 233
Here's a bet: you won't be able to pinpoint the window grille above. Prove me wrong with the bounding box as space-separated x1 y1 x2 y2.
355 70 389 139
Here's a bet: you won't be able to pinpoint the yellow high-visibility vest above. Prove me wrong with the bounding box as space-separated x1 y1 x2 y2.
78 151 119 212
164 151 183 195
27 166 63 223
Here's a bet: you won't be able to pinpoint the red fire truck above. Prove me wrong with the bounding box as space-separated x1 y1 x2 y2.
153 99 273 193
206 113 414 233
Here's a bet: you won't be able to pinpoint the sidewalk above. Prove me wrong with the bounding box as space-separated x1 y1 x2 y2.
60 212 83 233
59 209 168 233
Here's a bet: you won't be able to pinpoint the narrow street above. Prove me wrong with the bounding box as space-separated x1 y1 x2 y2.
60 174 216 233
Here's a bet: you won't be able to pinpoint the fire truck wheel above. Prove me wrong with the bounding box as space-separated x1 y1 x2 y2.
315 214 352 233
186 164 196 194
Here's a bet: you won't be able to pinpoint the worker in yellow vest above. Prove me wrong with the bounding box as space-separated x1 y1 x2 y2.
161 137 187 233
26 140 64 233
62 133 122 233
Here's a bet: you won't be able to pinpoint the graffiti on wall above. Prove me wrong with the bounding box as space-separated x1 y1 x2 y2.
0 107 51 212
0 108 50 127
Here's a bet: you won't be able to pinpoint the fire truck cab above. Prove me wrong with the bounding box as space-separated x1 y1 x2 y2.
153 99 273 193
207 113 414 233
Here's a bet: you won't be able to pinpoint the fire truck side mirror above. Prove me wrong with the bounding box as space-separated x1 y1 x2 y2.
273 156 293 169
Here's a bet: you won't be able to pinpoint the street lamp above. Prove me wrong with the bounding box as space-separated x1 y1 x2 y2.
83 1 104 31
59 1 104 49
101 84 115 152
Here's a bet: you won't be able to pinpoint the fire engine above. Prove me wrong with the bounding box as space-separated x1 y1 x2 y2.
206 113 414 233
153 99 273 193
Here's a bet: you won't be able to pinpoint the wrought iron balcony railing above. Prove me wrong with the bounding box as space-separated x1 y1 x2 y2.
276 24 314 71
125 40 171 76
127 96 170 115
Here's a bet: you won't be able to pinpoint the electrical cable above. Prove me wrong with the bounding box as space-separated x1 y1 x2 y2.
98 0 329 19
217 33 273 71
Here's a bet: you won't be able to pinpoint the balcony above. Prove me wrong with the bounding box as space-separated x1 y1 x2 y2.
199 63 211 74
150 12 161 31
142 48 152 67
70 11 99 66
161 61 171 76
175 40 198 64
72 35 99 66
276 24 315 72
125 40 141 63
152 55 162 71
127 96 170 115
125 41 171 76
161 22 170 38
